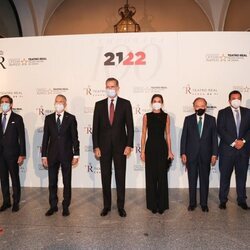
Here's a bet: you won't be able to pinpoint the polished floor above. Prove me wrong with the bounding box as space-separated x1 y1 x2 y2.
0 188 249 250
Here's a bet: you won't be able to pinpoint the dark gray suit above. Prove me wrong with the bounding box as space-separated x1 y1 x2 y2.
92 97 134 209
181 113 218 206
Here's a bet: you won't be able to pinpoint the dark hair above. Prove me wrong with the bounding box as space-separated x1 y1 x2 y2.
0 95 13 104
151 94 164 104
229 90 242 100
193 97 207 106
55 94 67 101
106 77 119 86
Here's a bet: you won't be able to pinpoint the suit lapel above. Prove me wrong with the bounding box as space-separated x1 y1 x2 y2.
191 114 200 138
104 98 111 127
0 113 3 135
228 107 237 136
201 114 209 139
60 112 69 132
4 112 14 134
112 97 120 126
239 107 245 136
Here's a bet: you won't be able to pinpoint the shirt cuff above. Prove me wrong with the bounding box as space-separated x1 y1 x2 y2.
73 155 79 159
230 141 236 147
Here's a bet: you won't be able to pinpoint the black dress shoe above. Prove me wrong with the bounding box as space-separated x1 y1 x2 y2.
12 203 19 212
151 209 157 214
100 208 111 216
45 207 58 216
188 205 196 211
238 203 249 210
118 208 127 217
62 207 70 216
201 206 209 212
219 202 226 209
0 204 11 212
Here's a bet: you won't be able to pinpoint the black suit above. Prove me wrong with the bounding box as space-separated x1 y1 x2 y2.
42 111 79 209
217 106 250 204
181 113 218 206
92 97 134 209
0 111 26 205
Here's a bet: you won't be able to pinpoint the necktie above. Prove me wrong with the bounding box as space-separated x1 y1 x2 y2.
198 116 202 137
109 99 114 125
57 114 61 131
235 109 240 138
2 113 7 133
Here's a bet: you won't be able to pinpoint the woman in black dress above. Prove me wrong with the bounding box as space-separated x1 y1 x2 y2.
140 94 174 214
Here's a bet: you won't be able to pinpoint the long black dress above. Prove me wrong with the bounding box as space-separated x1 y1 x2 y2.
145 111 169 212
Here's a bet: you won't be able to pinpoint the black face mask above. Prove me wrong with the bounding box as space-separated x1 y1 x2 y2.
196 109 205 116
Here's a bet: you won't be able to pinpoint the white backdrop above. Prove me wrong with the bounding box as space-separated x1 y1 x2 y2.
0 32 250 188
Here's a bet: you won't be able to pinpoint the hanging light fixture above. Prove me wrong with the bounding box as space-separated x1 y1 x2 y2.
114 0 141 33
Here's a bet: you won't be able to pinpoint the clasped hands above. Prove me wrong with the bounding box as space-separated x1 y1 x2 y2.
234 139 245 150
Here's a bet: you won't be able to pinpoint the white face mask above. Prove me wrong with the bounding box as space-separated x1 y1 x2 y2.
1 103 11 113
55 103 64 113
152 102 162 111
231 99 241 109
106 89 117 98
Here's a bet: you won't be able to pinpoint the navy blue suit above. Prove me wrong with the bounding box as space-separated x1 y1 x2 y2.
181 113 218 206
0 112 26 205
217 106 250 204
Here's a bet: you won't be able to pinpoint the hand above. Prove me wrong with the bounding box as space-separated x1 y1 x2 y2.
140 152 145 162
94 148 101 158
42 157 48 167
211 155 217 166
181 154 187 165
168 151 174 160
124 147 132 156
72 158 79 166
17 156 25 166
235 140 244 150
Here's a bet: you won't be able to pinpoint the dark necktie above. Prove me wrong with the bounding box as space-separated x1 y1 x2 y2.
109 99 114 125
57 114 61 131
198 116 202 137
235 109 240 138
2 113 7 133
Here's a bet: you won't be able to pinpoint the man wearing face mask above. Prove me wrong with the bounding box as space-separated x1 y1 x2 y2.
0 95 26 212
42 94 79 216
92 77 134 217
181 97 218 212
217 90 250 210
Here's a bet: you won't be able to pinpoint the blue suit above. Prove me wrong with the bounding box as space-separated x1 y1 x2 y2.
181 113 218 206
217 106 250 204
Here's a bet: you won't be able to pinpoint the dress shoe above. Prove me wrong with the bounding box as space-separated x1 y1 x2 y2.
188 205 196 211
100 208 111 217
201 206 209 212
151 209 157 214
0 204 11 212
45 207 58 216
219 202 226 209
12 203 19 212
118 208 127 217
62 207 70 216
238 202 249 210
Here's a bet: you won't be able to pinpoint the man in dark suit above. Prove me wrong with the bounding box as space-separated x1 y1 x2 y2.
0 95 26 212
181 97 218 212
42 94 79 216
92 77 134 217
217 90 250 210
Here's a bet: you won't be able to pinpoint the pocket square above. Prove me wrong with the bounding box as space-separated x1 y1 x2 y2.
11 121 15 124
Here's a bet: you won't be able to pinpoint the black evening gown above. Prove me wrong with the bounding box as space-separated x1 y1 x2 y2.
145 111 169 211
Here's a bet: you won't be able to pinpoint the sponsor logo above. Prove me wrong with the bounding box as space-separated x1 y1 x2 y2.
206 53 248 62
36 88 69 95
83 85 106 97
133 86 168 94
183 84 218 96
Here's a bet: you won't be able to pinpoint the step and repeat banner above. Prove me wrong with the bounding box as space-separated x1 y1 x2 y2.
0 32 250 188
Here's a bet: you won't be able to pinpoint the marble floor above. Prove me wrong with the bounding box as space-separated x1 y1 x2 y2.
0 188 249 250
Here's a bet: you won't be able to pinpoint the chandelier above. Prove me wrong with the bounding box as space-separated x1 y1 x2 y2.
114 0 141 33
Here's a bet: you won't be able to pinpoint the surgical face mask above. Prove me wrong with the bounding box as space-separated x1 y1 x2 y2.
1 103 11 113
55 103 64 113
152 102 162 111
231 99 241 109
196 108 206 116
106 89 116 98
